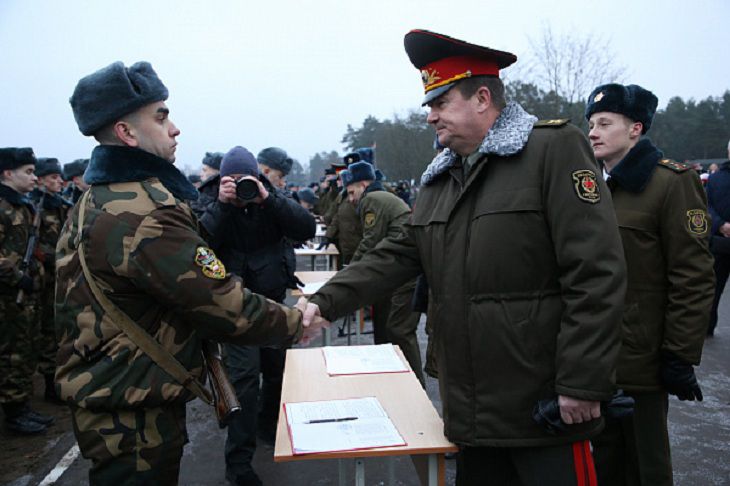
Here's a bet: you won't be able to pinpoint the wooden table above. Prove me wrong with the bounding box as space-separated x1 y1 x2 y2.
274 347 457 485
295 244 340 271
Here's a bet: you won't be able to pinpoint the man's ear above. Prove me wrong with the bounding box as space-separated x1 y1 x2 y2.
474 86 493 113
629 121 644 139
112 120 138 147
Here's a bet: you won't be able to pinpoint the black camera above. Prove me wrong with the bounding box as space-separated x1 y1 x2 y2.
236 178 259 202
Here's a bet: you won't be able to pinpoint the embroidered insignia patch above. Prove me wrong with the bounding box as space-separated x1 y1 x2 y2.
364 212 376 228
194 246 226 279
687 209 708 235
571 170 601 204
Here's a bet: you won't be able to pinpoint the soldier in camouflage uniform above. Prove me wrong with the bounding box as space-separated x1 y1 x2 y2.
0 147 54 434
60 61 321 485
62 158 89 204
30 157 72 404
345 162 424 386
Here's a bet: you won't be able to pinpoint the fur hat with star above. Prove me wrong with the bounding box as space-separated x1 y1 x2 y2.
585 83 658 134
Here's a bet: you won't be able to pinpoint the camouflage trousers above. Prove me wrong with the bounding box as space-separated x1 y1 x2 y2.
71 404 188 486
36 279 57 376
0 296 39 404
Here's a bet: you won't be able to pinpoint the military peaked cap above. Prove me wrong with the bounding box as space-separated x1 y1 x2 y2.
404 29 517 105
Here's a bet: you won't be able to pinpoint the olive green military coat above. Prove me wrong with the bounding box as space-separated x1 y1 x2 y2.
352 186 410 262
606 140 714 392
325 191 362 265
311 114 626 447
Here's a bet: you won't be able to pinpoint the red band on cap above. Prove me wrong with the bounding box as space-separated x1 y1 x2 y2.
421 55 500 92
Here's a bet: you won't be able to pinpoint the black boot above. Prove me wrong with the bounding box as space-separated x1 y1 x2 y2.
44 374 64 404
2 402 47 435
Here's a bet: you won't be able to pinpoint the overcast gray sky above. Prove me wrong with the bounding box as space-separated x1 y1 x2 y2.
1 0 728 176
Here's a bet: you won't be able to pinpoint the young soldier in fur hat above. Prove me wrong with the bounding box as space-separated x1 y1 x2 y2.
321 156 364 262
300 30 627 485
0 148 54 434
345 161 424 386
59 61 324 485
30 157 72 404
62 158 89 203
586 83 714 486
199 151 223 184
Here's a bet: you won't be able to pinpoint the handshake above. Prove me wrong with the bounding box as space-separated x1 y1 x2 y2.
295 297 331 345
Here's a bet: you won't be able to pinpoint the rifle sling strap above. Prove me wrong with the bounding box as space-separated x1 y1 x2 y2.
76 191 213 406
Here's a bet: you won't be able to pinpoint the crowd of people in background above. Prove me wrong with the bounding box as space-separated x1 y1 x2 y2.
0 27 728 486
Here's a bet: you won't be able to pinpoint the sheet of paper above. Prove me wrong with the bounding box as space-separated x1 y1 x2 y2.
285 397 406 454
299 281 327 296
322 344 409 375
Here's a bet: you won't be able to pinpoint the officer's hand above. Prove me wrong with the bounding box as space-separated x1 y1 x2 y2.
17 275 34 293
218 176 238 204
661 352 703 401
296 297 330 345
316 238 329 251
558 395 601 424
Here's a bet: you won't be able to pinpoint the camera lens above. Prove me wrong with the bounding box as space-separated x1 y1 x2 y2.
236 179 259 201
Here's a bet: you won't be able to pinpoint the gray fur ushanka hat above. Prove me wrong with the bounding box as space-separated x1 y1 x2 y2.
70 61 169 136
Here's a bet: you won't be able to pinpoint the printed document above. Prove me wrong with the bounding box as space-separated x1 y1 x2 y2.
322 344 409 375
284 397 406 454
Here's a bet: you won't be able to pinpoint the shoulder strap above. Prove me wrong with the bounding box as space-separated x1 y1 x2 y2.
76 191 213 405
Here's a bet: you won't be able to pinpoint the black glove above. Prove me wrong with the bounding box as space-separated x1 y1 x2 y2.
533 391 636 435
532 397 567 434
17 274 34 293
294 276 305 288
316 238 329 251
602 390 635 420
660 352 703 401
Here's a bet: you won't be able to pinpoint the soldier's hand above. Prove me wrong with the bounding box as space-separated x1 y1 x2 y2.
218 176 238 204
661 352 703 401
296 297 330 345
558 395 601 424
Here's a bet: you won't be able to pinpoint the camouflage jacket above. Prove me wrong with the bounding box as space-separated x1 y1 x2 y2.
55 145 302 412
31 189 72 275
0 183 42 294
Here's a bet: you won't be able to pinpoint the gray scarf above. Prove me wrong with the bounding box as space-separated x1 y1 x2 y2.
421 102 538 185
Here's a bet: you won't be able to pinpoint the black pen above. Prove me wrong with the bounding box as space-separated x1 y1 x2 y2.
306 417 358 424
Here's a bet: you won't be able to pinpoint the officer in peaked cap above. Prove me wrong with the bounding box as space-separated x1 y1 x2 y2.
586 83 714 485
300 29 627 485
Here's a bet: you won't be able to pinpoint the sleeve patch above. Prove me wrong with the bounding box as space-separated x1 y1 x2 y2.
364 211 376 228
687 209 708 235
195 246 227 279
571 170 601 204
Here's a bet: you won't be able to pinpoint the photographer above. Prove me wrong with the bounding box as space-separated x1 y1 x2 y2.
193 145 315 486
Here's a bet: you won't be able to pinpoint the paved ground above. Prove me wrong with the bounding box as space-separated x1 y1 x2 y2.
3 284 730 485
